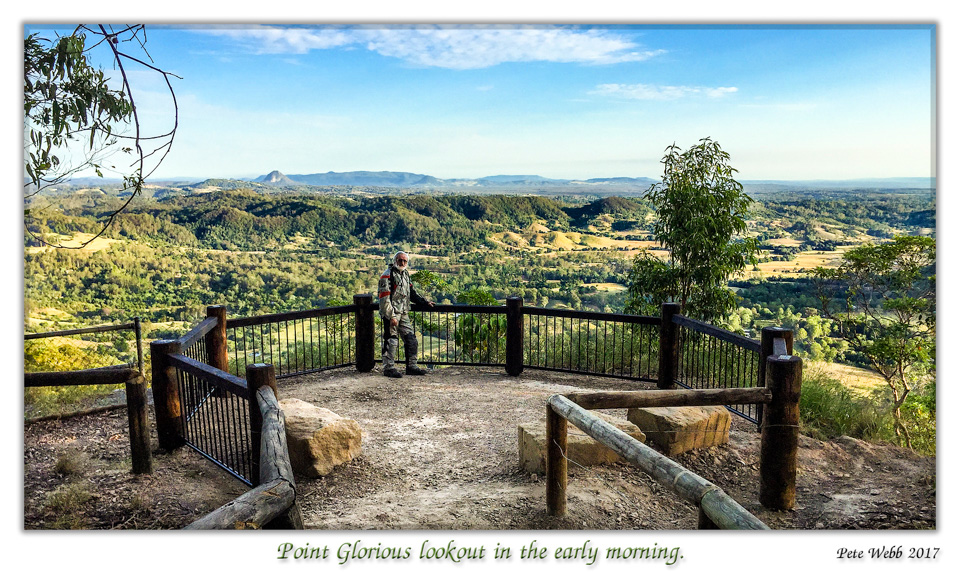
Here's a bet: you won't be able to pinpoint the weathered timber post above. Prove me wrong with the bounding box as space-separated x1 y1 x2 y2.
205 305 229 372
247 363 278 486
658 303 681 389
150 339 184 451
758 326 793 432
125 373 153 474
506 296 524 376
354 294 375 372
759 354 802 510
256 385 304 529
545 402 568 516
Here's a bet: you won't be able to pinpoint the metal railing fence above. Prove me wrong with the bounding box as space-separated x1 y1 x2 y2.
673 314 763 424
522 307 660 381
225 306 356 379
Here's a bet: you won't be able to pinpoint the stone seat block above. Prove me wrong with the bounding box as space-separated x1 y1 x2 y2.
518 412 645 474
626 405 730 456
279 398 362 478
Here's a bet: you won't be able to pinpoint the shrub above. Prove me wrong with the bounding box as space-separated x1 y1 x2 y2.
799 370 936 456
799 370 886 441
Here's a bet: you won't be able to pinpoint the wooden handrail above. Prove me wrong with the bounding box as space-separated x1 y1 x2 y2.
672 314 761 352
24 321 138 340
565 386 772 410
176 316 219 348
167 354 249 398
24 365 140 387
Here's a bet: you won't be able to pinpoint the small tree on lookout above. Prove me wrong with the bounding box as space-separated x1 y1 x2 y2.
813 235 936 450
625 138 757 322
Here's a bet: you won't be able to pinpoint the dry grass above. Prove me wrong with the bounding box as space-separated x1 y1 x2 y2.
25 232 120 253
584 282 627 293
807 361 887 396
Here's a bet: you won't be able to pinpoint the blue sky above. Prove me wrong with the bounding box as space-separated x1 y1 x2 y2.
23 23 935 182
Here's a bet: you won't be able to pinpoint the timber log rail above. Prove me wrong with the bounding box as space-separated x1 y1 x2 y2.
24 319 151 474
545 346 803 528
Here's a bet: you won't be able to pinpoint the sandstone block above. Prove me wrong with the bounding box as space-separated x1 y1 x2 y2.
627 406 730 456
518 412 645 474
279 398 362 478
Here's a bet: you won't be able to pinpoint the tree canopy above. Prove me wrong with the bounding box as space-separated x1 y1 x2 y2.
625 138 757 321
814 235 935 449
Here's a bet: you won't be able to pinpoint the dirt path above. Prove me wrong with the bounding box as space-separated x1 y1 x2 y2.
23 367 935 530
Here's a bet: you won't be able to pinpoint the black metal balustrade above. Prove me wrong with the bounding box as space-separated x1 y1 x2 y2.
152 296 791 488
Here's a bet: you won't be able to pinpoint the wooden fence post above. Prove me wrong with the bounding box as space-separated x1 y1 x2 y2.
658 303 681 389
205 305 229 372
150 339 184 451
125 373 153 474
354 294 375 372
758 326 793 432
247 363 278 487
759 354 802 511
506 296 524 376
545 403 568 516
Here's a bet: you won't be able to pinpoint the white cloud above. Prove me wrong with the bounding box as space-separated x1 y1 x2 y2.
197 25 663 69
201 25 355 54
591 83 739 100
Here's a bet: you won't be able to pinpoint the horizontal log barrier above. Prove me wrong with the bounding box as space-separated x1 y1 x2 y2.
546 394 768 530
183 478 296 530
565 386 772 411
24 364 140 388
24 321 138 340
24 367 152 474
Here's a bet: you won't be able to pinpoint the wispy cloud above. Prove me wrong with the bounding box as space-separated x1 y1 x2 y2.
591 83 739 100
198 25 664 69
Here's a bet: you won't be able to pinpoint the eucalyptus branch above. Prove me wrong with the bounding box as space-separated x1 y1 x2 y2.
23 24 179 249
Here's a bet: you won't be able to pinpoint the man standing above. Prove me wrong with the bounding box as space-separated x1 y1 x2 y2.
378 251 434 378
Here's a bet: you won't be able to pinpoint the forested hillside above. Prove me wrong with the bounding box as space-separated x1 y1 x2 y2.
24 188 934 360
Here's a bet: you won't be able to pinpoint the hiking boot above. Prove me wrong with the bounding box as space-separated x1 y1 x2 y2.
383 367 404 378
405 365 428 375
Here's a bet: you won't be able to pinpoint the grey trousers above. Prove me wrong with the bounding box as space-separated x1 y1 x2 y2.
382 313 418 369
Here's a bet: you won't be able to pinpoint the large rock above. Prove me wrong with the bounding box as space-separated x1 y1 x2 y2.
518 412 645 474
627 406 730 456
279 398 362 478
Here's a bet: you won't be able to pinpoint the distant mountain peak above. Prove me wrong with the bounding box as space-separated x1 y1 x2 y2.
257 170 293 185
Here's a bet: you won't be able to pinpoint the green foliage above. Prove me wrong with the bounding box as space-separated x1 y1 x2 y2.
453 288 506 361
24 32 134 189
625 138 757 321
24 339 127 418
799 370 935 457
814 235 935 449
898 380 936 456
799 370 887 442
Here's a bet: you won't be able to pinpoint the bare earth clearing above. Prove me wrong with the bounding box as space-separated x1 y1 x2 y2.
24 367 935 530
